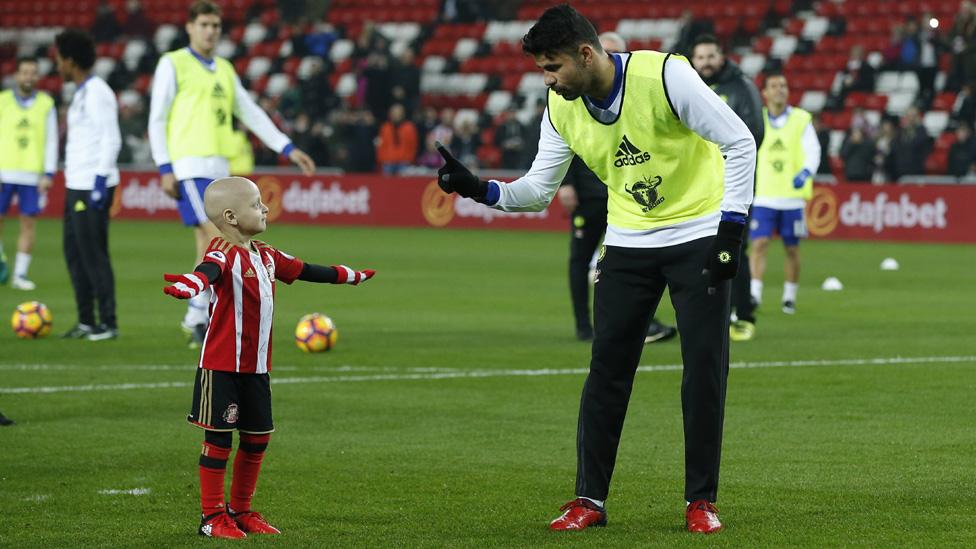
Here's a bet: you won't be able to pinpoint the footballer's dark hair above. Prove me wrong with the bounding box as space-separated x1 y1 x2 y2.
16 56 38 69
762 71 787 88
522 4 601 57
692 34 723 53
189 0 222 22
54 29 96 70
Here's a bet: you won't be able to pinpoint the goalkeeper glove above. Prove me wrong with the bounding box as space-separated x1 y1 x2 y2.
163 272 210 299
435 141 489 201
792 168 811 189
89 175 108 209
702 220 744 295
332 265 376 285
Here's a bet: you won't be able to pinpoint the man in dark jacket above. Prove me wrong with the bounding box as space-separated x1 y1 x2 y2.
840 127 877 182
691 34 764 341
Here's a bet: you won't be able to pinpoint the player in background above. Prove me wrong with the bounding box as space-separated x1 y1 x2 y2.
0 57 58 290
162 176 375 539
57 28 123 341
556 31 677 344
437 5 754 534
749 73 821 315
690 34 764 341
149 0 315 348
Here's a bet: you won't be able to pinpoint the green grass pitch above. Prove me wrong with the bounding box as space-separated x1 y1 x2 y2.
1 219 973 547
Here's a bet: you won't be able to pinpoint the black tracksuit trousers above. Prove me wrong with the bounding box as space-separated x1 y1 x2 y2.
574 236 731 503
63 188 117 329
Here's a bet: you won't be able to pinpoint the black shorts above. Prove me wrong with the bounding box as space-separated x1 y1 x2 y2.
187 369 274 434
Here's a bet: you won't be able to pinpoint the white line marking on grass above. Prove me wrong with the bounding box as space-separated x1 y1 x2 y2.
24 494 50 502
0 364 298 372
1 356 972 395
98 488 151 496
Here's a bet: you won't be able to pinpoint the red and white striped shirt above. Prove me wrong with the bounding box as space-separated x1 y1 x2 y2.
198 237 304 373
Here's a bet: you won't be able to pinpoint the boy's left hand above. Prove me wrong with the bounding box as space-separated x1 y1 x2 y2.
163 272 211 298
332 265 376 285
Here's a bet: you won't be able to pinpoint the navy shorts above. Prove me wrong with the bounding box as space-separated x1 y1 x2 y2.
187 368 274 434
0 183 42 216
176 178 213 226
749 206 807 246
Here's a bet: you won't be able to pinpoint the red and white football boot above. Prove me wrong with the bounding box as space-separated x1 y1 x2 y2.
232 510 281 535
199 512 247 539
549 498 608 530
686 499 722 534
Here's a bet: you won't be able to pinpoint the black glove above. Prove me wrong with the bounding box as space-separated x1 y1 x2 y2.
702 220 744 295
436 141 489 201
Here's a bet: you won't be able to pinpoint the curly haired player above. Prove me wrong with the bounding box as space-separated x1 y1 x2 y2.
163 176 375 539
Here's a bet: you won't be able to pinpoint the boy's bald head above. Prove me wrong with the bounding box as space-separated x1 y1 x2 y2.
204 176 258 225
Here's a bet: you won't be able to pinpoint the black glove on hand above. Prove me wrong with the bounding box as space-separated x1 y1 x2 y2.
436 141 489 201
702 220 745 295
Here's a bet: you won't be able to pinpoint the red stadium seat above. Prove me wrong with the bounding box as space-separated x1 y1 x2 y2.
932 92 957 112
925 149 948 175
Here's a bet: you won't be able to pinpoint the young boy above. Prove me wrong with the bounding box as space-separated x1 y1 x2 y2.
163 176 375 539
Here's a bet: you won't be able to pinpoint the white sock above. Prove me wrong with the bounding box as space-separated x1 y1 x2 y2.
578 496 605 508
750 279 763 304
783 282 798 303
14 252 31 279
184 289 211 327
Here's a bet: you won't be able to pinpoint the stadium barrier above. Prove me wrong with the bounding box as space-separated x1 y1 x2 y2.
26 171 975 243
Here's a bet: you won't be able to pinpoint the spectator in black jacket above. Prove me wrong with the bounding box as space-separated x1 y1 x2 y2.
891 107 933 179
494 109 526 169
948 123 976 177
841 127 877 182
691 34 763 342
691 35 764 146
839 45 877 95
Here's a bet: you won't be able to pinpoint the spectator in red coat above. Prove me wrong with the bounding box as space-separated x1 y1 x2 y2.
376 103 418 175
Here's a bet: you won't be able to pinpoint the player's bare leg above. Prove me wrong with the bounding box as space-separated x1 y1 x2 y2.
11 214 36 290
749 236 769 305
0 215 7 284
782 245 800 314
183 221 221 347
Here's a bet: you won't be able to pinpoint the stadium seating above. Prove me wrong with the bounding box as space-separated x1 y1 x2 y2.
0 0 966 176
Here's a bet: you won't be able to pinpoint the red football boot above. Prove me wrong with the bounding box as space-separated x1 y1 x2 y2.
199 512 247 539
686 499 722 533
232 510 281 534
549 498 608 530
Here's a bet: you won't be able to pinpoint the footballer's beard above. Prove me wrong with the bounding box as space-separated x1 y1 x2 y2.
18 84 34 96
551 84 582 101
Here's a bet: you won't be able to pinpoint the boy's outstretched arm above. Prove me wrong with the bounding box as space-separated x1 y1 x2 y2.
162 263 221 299
298 264 376 285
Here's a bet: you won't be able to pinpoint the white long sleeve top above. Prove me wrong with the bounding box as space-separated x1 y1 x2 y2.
148 50 292 181
64 76 121 190
0 91 58 185
492 53 756 248
753 106 822 211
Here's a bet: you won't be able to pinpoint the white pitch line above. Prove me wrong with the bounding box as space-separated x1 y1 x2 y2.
98 488 151 496
0 356 972 395
0 364 296 372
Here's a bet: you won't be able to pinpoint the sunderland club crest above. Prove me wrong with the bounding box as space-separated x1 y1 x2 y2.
223 403 239 424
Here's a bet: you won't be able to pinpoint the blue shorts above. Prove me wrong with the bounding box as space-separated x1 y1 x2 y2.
176 178 213 227
0 183 42 216
749 206 807 246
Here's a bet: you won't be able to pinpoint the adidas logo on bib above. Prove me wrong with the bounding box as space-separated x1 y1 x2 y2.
613 135 651 168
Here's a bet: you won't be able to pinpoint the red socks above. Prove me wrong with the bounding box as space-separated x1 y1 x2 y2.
229 433 271 513
199 441 232 516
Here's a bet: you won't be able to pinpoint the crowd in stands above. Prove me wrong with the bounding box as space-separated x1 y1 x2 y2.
5 0 976 181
